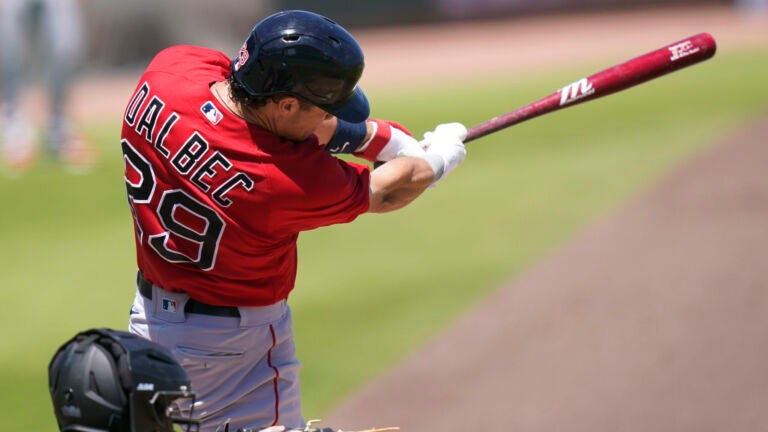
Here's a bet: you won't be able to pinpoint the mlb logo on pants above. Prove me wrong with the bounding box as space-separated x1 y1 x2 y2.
162 298 177 313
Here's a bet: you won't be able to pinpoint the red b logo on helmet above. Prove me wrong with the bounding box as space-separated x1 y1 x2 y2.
234 43 249 72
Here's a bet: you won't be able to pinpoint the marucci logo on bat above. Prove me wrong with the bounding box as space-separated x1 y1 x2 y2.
559 78 595 106
668 40 700 61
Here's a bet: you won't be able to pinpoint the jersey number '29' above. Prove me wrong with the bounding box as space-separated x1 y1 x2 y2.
122 139 224 271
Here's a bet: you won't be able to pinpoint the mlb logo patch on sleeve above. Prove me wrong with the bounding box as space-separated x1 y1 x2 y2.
201 101 223 125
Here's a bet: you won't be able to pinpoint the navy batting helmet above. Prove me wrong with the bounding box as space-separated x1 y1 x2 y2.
232 10 369 123
48 328 198 432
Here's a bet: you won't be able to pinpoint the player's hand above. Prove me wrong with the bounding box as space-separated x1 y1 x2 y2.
354 119 426 162
421 122 468 182
421 122 468 149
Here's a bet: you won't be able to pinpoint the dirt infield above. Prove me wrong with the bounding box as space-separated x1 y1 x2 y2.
321 5 768 432
326 117 768 430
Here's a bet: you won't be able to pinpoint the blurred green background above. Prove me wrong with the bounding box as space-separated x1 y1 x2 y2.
2 38 766 429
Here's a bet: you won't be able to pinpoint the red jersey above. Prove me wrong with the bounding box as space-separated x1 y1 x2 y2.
121 45 371 306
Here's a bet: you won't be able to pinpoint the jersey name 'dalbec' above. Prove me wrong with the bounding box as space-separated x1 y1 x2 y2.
121 45 371 307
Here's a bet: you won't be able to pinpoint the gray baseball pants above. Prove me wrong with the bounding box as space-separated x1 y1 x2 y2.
129 283 304 432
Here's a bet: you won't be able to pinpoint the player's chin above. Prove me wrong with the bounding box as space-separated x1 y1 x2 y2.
284 131 316 143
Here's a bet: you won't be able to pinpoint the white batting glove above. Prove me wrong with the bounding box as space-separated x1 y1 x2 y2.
421 122 468 182
377 125 426 160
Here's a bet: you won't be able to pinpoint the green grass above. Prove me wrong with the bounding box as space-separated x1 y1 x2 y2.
1 47 766 430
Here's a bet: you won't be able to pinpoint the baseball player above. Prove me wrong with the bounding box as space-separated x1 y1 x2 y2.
0 0 92 171
122 9 467 432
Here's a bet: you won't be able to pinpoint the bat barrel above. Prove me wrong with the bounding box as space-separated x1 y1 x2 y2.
465 32 716 144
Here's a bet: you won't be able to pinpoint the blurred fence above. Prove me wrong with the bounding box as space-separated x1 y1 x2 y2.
82 0 730 69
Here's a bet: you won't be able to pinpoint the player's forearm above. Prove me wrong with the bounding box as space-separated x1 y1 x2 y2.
368 156 434 213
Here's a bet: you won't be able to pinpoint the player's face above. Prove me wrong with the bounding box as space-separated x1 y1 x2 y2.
277 99 333 142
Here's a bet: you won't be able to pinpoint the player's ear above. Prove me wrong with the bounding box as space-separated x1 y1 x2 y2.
276 96 300 116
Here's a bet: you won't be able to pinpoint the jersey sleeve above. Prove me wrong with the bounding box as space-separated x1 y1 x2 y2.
270 151 371 234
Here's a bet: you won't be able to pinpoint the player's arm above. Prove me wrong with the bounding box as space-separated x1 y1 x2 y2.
317 117 414 161
318 117 467 212
368 156 434 213
367 123 467 213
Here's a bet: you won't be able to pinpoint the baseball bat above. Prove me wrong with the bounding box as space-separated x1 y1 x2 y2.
464 32 717 143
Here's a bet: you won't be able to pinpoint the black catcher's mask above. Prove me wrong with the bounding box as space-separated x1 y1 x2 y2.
48 328 198 432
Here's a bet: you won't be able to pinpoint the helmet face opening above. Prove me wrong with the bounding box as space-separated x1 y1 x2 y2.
49 329 199 432
133 389 198 432
232 10 370 123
